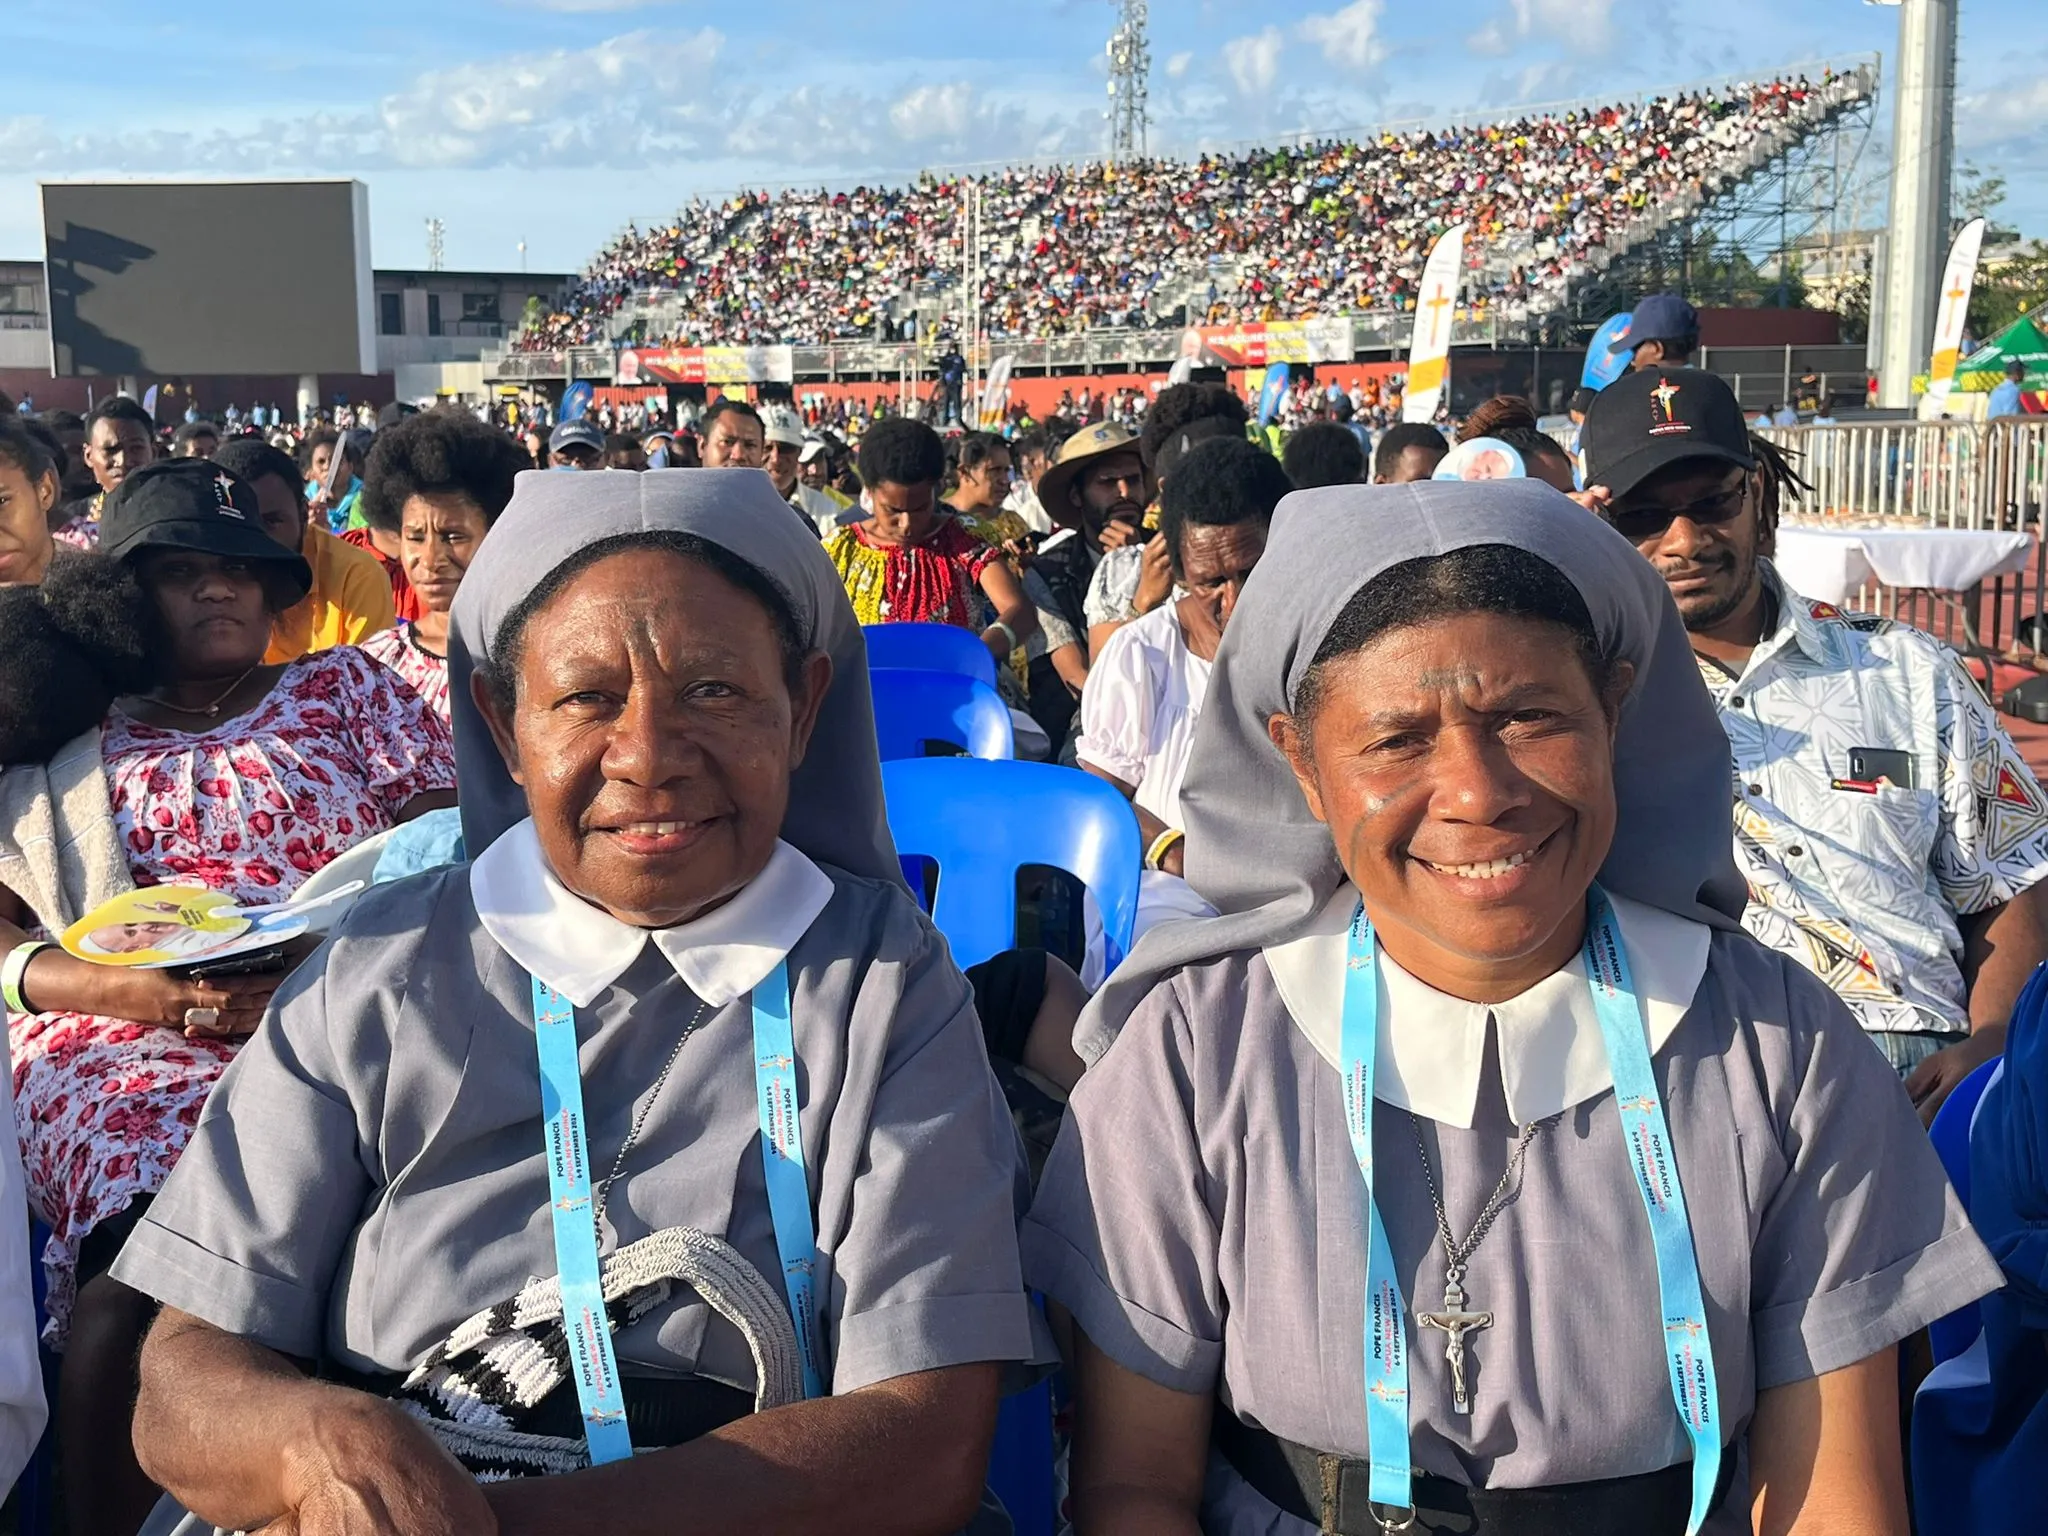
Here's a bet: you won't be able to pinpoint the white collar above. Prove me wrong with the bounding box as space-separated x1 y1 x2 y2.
470 819 835 1010
1263 886 1709 1128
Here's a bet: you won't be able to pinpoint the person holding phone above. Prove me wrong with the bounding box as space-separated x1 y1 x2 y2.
1578 368 2048 1118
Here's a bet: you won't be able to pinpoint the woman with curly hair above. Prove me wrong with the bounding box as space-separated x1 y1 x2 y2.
0 418 62 589
0 458 456 1536
353 409 531 720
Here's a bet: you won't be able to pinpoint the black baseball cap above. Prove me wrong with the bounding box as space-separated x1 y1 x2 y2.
98 458 313 600
1579 367 1755 500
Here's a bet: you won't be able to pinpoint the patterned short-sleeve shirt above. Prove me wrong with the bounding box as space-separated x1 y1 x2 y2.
1698 564 2048 1034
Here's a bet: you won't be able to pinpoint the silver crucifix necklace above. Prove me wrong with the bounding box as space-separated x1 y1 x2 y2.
1409 1113 1547 1415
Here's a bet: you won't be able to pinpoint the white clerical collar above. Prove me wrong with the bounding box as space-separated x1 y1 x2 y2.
1263 885 1710 1128
470 818 835 1010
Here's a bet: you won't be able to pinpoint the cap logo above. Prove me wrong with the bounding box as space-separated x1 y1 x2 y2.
1648 378 1689 437
212 472 247 519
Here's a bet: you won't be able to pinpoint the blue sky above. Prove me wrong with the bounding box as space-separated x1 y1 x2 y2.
4 0 2043 276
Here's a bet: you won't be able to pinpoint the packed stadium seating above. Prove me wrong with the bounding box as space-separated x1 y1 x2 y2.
515 71 1859 352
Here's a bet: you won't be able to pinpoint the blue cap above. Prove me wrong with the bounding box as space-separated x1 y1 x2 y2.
1609 293 1700 354
549 419 605 453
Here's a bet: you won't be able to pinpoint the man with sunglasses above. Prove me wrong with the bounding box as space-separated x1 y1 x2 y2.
1582 367 2048 1121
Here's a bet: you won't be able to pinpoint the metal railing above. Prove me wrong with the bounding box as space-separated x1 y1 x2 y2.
1762 420 2048 664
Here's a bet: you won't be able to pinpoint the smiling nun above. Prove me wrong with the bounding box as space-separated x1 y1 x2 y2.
1022 481 1999 1536
111 469 1040 1536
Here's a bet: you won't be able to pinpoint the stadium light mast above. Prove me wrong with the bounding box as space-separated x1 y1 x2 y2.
426 217 446 273
1873 0 1958 409
1105 0 1150 166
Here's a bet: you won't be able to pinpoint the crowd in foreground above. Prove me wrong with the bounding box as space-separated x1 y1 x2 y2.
0 300 2041 1536
516 72 1857 351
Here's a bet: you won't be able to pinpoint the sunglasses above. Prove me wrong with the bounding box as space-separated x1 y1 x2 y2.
1603 478 1751 543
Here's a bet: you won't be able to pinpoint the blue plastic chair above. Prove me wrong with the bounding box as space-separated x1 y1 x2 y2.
988 1380 1057 1536
881 758 1141 971
862 623 999 691
870 671 1014 763
1928 1058 2004 1364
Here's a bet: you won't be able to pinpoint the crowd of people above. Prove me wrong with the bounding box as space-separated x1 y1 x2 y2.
516 72 1855 352
0 284 2043 1536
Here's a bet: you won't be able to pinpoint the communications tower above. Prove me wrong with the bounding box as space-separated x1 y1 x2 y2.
1106 1 1150 165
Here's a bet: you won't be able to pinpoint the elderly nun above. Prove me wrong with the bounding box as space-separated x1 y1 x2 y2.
1023 481 2000 1536
112 470 1040 1535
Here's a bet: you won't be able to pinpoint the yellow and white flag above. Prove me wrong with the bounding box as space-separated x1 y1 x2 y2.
977 355 1015 430
1402 223 1467 423
1928 217 1986 400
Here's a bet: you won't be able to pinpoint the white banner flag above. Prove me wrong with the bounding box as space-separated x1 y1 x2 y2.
1402 223 1467 423
977 355 1015 430
1927 217 1987 400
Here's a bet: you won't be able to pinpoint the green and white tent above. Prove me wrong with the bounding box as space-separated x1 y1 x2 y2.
1956 313 2048 391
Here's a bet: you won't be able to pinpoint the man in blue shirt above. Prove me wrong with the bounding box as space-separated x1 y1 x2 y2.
1989 360 2028 420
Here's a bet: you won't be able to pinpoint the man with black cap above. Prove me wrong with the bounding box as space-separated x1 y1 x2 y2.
1582 366 2048 1117
1608 293 1700 373
546 419 605 471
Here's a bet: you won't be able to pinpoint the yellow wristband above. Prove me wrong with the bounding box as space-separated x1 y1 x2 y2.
1144 827 1185 872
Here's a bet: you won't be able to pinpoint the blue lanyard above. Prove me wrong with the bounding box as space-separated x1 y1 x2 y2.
1338 887 1721 1533
531 959 825 1467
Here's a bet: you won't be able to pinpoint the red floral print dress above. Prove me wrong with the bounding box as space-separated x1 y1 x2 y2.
7 647 455 1344
359 624 451 723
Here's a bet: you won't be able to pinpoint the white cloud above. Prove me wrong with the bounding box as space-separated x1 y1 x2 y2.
510 0 678 10
1222 28 1285 97
1466 20 1510 57
1299 0 1386 72
1166 51 1193 80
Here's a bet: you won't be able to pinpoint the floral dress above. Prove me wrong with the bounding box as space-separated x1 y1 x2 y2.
360 623 451 723
51 497 101 552
823 516 998 629
6 647 455 1343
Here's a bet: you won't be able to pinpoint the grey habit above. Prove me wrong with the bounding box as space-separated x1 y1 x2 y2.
1022 482 2002 1534
115 471 1038 1520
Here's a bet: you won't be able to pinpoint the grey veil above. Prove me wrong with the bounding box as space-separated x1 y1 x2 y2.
447 468 903 887
1074 479 1746 1062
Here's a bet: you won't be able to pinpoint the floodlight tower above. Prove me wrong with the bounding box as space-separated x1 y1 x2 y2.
1106 0 1150 166
1874 0 1959 408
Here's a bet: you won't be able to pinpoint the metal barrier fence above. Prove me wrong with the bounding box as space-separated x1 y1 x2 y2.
1762 421 2048 666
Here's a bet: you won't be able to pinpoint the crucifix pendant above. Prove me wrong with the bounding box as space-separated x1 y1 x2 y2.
1416 1278 1492 1414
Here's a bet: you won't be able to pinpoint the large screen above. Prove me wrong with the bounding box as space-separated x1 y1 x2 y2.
41 181 374 376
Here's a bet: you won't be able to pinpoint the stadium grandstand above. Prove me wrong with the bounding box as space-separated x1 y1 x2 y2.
514 64 1874 354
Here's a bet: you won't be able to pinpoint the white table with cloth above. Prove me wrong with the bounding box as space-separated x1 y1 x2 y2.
1773 525 2035 607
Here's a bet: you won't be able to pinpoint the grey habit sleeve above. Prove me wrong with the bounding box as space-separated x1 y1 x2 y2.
109 909 391 1358
1018 970 1224 1395
1745 959 2004 1389
818 898 1043 1395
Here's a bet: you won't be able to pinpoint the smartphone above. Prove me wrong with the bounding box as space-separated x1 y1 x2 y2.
182 946 289 981
1847 748 1917 790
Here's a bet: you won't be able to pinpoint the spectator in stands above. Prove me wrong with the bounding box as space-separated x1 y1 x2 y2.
353 410 529 722
763 409 843 536
1581 368 2048 1112
1990 360 2028 421
1282 420 1367 489
301 426 364 532
170 420 219 460
211 441 396 667
548 419 606 471
604 433 649 471
1371 421 1449 483
701 398 768 469
118 471 1034 1532
0 418 62 588
68 398 157 535
0 464 455 1536
1611 293 1701 372
1077 434 1287 937
1025 480 1992 1536
824 418 1036 664
1458 396 1577 493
